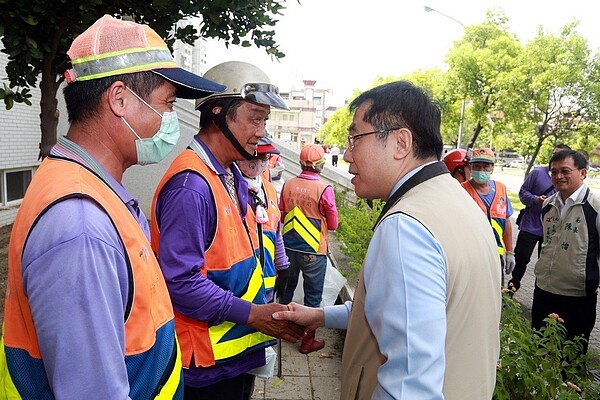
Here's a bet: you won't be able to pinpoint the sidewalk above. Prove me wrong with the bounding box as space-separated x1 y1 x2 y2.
252 327 345 400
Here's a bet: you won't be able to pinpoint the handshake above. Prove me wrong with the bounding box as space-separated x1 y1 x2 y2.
248 302 325 342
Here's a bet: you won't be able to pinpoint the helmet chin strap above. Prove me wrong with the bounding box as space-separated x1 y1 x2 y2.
214 117 256 161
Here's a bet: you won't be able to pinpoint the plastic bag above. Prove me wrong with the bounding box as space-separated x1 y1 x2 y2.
292 257 347 306
248 346 276 379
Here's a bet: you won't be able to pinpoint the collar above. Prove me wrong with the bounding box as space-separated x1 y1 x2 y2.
50 136 135 205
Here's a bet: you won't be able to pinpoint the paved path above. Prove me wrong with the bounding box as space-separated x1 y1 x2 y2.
251 328 345 400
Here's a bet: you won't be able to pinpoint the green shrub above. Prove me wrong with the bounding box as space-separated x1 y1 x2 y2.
495 292 600 399
334 196 382 274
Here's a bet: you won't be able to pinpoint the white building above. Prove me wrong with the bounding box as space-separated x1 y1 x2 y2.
268 80 336 148
0 51 41 226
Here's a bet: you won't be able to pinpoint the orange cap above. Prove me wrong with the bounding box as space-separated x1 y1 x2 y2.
470 148 495 164
64 15 225 99
300 144 325 167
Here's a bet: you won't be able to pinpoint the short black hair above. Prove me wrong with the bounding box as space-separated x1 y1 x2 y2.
348 81 443 160
549 149 588 169
553 143 571 151
63 71 166 123
198 98 244 129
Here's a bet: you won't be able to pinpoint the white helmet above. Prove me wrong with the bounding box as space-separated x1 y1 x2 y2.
195 61 289 110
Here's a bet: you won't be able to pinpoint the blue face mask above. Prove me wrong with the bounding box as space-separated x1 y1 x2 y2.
121 87 181 165
471 170 492 184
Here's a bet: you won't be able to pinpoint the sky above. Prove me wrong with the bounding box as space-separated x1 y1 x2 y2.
205 0 600 107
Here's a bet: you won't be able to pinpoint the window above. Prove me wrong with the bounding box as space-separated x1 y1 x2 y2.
282 114 288 121
289 114 295 122
2 169 33 206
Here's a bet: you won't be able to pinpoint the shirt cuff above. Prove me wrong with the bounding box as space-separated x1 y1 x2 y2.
229 297 252 324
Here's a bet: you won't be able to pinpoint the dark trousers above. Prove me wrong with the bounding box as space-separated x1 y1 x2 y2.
184 373 255 400
511 231 543 284
332 155 338 166
531 285 597 354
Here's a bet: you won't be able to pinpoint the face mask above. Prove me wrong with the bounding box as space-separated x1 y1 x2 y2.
238 158 269 179
121 87 181 165
471 170 491 184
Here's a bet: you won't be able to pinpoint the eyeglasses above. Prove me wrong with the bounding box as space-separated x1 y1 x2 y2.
346 128 400 151
550 167 582 177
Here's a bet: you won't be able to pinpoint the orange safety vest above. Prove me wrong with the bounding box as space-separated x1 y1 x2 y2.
247 180 281 299
281 176 330 255
462 180 508 255
151 149 275 368
0 157 182 399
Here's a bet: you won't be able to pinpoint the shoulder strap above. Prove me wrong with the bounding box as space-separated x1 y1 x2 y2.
373 161 449 229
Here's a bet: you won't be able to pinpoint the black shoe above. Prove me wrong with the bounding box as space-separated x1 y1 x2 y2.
507 279 520 292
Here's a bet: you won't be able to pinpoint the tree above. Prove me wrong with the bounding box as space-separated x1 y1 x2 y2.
0 0 289 158
504 22 591 174
445 8 522 150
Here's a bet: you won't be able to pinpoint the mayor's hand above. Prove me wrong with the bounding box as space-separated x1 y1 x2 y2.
272 302 325 331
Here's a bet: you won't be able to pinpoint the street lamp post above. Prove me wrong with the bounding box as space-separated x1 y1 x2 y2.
424 5 466 149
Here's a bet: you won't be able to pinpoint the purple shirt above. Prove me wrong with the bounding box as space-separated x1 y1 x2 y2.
22 136 147 399
154 137 265 387
518 166 556 237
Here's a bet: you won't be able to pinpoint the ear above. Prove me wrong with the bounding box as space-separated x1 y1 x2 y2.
391 128 413 160
106 81 129 118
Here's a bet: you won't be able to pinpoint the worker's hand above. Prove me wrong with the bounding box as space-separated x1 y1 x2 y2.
272 302 325 331
536 195 546 206
247 303 305 343
505 251 516 275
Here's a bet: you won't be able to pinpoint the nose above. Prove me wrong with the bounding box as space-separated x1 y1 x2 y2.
343 147 352 163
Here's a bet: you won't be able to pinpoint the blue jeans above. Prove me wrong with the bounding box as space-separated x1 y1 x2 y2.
281 250 327 308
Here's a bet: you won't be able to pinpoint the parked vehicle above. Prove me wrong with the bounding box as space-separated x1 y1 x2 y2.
509 159 526 168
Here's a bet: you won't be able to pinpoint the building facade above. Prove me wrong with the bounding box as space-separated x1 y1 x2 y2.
267 80 336 149
0 51 41 226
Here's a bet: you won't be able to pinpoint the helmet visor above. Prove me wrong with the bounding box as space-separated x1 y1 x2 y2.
241 83 289 110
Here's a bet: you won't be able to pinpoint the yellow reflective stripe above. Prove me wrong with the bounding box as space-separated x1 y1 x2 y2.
282 207 321 252
264 276 276 290
154 336 182 399
71 46 169 64
208 258 273 361
0 326 21 399
211 325 274 360
490 219 505 255
263 233 275 258
76 61 177 81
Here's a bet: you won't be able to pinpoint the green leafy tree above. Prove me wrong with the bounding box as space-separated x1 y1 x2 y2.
318 106 352 147
0 0 289 158
503 22 591 174
445 8 522 150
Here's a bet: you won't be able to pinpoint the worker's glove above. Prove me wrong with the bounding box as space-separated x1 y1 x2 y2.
274 268 290 302
505 251 516 275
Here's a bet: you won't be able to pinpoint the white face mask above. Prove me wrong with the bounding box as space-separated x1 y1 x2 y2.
121 87 181 165
238 158 270 179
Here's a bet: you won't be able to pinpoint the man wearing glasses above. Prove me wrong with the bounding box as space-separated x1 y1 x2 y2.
272 81 501 399
532 149 600 355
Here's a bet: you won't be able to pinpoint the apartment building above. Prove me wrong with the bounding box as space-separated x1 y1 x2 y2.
267 80 336 148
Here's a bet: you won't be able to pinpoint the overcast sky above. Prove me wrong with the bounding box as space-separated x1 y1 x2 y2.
205 0 600 107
